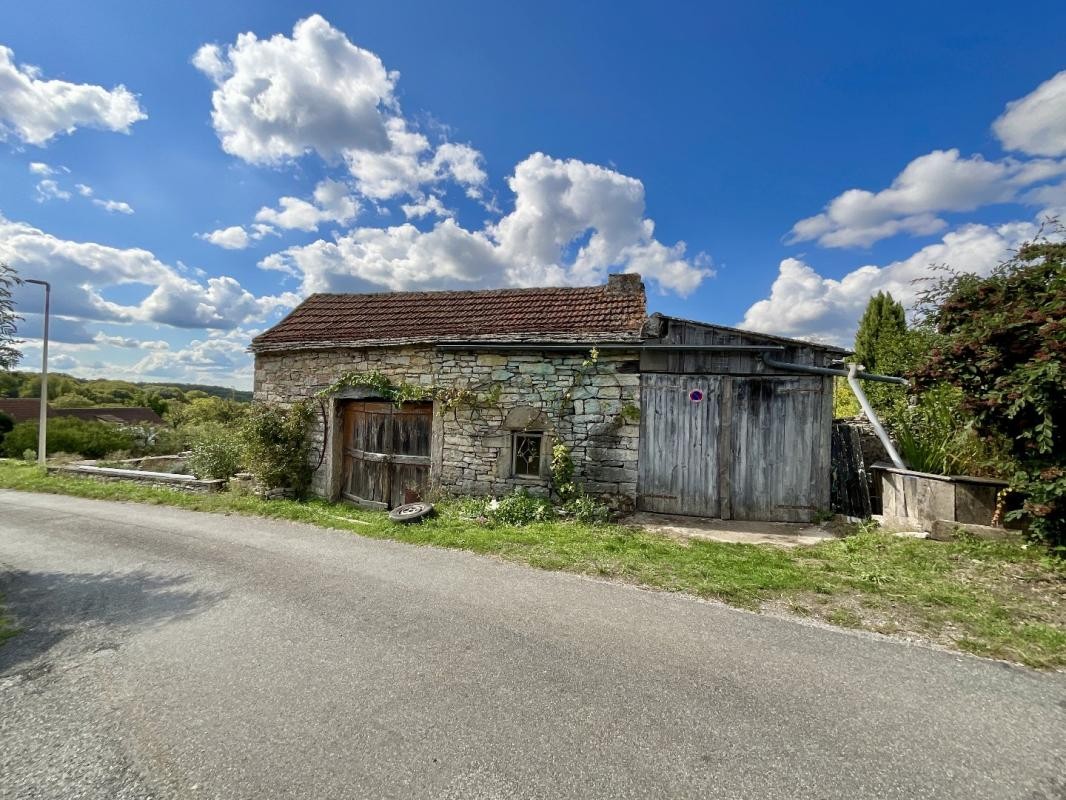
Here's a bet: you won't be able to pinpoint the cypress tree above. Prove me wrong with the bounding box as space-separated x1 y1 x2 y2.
853 291 906 372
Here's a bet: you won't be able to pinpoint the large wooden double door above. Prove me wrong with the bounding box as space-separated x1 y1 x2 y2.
636 373 830 522
341 401 432 509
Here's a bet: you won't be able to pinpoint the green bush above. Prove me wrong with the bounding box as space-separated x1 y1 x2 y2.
491 489 556 525
0 410 12 441
240 402 314 496
187 431 243 479
562 494 611 524
2 417 136 459
913 237 1066 548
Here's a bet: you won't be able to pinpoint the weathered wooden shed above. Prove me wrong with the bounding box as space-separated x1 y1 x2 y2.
251 274 846 523
636 313 846 522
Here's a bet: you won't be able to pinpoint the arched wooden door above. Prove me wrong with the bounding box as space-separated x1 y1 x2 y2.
341 401 432 509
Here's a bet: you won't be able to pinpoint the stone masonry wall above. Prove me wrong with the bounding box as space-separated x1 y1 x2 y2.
253 345 641 509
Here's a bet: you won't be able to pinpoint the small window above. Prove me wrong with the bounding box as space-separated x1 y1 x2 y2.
512 431 543 477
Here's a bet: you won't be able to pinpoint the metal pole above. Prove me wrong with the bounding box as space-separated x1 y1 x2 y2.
25 280 50 465
846 363 906 469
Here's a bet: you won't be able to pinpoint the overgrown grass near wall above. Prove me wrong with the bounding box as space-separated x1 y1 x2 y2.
1 459 1063 668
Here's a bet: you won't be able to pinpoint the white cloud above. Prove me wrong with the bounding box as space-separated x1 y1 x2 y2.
993 70 1066 157
261 152 712 297
401 194 453 220
0 211 294 331
343 117 486 201
197 225 249 250
29 162 64 176
197 222 278 250
92 198 134 215
0 44 146 146
132 329 255 384
192 14 396 164
789 148 1066 248
195 17 487 206
50 353 79 371
35 179 71 202
93 332 170 350
254 178 359 231
743 220 1039 345
75 183 93 196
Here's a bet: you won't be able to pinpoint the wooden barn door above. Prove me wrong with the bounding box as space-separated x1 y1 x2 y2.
341 401 432 509
727 377 828 522
637 374 722 517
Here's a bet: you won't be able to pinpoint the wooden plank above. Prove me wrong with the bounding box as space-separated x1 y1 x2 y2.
729 377 824 522
637 373 721 517
717 376 733 520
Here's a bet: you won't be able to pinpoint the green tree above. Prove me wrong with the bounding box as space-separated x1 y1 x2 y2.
0 372 18 397
2 417 136 459
853 291 906 372
51 392 97 408
0 263 21 371
913 237 1066 547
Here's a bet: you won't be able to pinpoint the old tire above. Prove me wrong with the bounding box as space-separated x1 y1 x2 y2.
388 502 435 523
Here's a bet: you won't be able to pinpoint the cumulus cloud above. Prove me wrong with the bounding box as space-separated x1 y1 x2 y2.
993 70 1066 157
29 162 65 176
132 329 255 383
0 44 146 145
743 220 1040 344
789 148 1066 248
194 16 486 206
35 179 71 202
198 225 250 250
93 332 170 350
92 198 134 214
344 118 486 201
254 178 359 231
192 14 396 163
199 18 707 298
0 212 294 331
261 153 712 296
197 222 277 250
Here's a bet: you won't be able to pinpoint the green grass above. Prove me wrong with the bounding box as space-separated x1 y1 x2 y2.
2 459 1063 668
0 590 18 647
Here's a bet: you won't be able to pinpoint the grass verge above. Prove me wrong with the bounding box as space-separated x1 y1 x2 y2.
1 459 1063 668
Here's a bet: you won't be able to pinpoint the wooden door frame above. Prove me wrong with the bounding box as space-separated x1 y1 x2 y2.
337 398 433 509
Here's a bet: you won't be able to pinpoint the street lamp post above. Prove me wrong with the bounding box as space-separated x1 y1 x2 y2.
25 279 50 465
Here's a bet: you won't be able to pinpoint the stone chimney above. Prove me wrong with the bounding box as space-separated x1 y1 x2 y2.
606 272 643 294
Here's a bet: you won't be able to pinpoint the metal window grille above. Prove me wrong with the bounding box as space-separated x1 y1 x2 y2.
512 432 543 476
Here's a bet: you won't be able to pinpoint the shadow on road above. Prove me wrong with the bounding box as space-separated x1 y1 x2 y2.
0 568 227 676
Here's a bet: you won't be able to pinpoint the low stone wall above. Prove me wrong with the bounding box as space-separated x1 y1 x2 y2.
254 344 642 509
48 464 226 494
873 463 1010 532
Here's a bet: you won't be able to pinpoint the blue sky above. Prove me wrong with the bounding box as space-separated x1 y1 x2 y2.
1 1 1064 388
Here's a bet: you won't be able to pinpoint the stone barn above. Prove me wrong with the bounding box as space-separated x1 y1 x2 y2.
251 274 845 522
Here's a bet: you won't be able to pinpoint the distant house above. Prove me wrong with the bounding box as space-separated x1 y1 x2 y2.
0 399 164 426
251 274 845 522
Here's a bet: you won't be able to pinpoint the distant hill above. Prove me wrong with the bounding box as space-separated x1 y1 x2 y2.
0 371 252 405
137 381 253 403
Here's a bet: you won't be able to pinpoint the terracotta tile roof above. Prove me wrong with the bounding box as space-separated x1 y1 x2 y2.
252 276 647 351
0 399 164 425
0 398 45 423
55 407 165 425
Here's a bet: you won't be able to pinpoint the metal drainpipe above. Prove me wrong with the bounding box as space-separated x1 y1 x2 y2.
846 363 906 469
758 353 908 470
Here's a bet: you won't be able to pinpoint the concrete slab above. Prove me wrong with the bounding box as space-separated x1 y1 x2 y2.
622 511 840 547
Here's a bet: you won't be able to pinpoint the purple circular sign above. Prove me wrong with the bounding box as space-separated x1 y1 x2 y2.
689 389 704 403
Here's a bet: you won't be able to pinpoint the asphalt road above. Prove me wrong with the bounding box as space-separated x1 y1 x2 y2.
1 490 1064 800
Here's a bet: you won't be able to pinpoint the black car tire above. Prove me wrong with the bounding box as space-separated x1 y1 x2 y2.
388 502 435 523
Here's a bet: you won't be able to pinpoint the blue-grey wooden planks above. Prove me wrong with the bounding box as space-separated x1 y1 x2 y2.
637 373 831 522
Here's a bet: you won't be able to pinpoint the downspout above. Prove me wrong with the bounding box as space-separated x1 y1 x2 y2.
759 353 907 469
845 363 906 469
